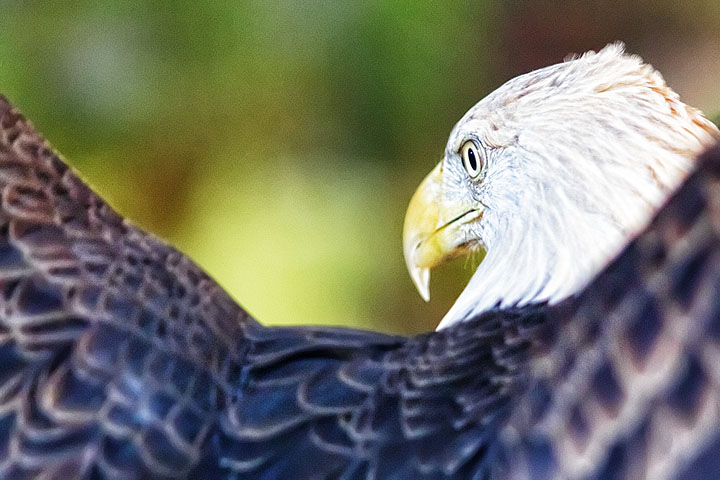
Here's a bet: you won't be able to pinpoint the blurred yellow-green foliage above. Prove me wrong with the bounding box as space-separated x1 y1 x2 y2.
1 1 719 334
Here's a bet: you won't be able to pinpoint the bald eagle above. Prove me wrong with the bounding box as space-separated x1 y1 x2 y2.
0 43 718 479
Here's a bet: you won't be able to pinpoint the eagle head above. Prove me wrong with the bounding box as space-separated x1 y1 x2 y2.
403 43 720 329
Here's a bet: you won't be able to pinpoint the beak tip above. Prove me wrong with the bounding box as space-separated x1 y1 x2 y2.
410 266 431 302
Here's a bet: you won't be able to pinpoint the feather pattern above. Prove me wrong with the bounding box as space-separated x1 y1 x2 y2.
0 94 719 479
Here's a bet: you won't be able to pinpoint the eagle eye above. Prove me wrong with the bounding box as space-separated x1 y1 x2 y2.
461 141 483 179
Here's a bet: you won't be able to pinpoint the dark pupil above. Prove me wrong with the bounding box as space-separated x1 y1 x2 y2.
467 148 477 171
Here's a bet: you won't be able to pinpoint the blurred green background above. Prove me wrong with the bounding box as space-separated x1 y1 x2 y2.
1 1 719 334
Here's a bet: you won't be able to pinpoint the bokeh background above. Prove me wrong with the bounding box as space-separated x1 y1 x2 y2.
1 1 719 334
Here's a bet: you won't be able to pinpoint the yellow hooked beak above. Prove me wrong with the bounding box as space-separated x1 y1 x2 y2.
403 162 484 301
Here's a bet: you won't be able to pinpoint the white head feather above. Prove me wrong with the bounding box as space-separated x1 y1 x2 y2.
437 43 719 329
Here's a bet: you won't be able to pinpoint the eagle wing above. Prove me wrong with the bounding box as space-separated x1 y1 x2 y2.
0 96 260 478
0 98 542 479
